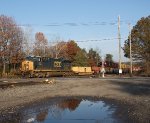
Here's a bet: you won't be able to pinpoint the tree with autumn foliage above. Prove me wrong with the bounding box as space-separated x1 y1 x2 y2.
123 16 150 75
104 54 114 67
56 40 89 66
66 40 80 61
88 48 101 66
0 15 24 74
33 32 49 57
73 49 89 66
8 26 24 70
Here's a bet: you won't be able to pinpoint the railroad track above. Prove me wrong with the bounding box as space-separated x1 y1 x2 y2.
0 80 44 89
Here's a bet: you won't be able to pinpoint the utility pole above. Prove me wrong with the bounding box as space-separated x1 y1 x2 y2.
101 56 105 78
118 15 122 75
129 23 132 77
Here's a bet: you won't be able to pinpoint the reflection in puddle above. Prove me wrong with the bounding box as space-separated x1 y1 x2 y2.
0 97 123 123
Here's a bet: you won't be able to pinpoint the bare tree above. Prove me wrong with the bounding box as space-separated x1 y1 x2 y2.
33 32 48 57
51 41 67 59
0 15 24 74
22 26 34 56
50 36 67 59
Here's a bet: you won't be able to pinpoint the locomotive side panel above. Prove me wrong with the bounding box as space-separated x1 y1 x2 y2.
34 58 64 71
62 60 72 71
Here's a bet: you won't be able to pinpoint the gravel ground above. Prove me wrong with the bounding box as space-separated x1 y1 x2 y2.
0 77 150 122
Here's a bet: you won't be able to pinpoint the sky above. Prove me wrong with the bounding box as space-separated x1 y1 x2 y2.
0 0 150 62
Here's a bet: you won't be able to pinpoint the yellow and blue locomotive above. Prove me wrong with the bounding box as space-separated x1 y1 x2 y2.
21 56 72 77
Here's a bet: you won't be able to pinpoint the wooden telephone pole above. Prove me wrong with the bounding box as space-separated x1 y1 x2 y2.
118 16 122 75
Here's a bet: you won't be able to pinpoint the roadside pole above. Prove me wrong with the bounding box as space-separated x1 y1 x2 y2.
118 16 122 77
101 57 105 78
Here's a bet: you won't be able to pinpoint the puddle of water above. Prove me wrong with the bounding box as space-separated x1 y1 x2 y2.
0 97 123 123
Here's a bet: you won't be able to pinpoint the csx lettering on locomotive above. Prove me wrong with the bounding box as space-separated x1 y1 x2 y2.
54 61 61 67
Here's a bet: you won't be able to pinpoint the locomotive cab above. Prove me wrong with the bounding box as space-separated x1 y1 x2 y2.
21 60 34 71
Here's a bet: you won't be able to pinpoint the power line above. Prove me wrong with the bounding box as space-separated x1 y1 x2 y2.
23 37 127 44
76 38 125 43
0 20 137 27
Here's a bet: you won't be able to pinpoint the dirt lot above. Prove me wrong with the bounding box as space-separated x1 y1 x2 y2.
0 77 150 122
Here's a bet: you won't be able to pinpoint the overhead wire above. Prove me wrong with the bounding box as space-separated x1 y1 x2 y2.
0 20 136 27
22 37 127 45
1 19 130 45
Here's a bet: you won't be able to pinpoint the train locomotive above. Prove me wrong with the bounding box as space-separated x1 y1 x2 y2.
21 56 72 77
21 56 130 78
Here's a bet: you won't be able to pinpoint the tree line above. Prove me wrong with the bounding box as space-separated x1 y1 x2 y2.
33 34 102 67
123 15 150 76
0 15 24 74
1 14 150 76
0 15 102 75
